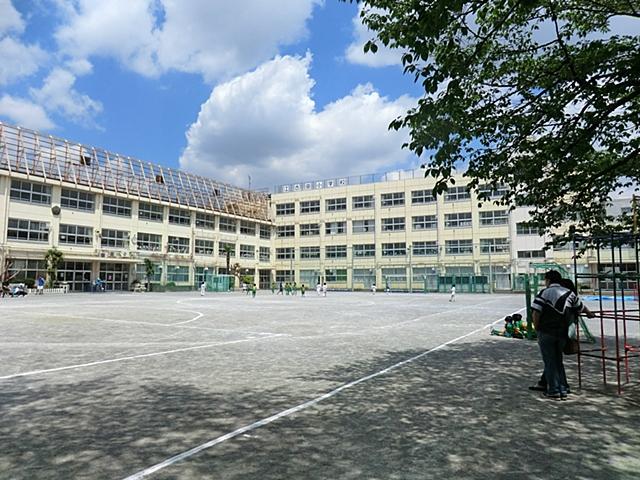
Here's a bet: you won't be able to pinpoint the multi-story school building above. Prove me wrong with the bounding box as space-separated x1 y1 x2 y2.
0 122 635 292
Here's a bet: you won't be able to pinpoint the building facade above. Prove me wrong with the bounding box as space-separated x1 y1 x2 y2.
0 122 635 292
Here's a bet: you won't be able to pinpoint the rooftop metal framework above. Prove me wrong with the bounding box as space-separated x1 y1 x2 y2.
0 122 270 221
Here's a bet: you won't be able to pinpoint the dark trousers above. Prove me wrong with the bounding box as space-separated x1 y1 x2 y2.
537 331 568 396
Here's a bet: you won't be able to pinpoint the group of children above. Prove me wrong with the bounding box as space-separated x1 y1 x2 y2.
271 281 328 297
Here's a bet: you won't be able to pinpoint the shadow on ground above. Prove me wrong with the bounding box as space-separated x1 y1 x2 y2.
1 337 639 480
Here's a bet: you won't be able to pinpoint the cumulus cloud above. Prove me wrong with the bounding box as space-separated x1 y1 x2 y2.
54 0 322 82
345 5 401 68
0 0 23 35
0 95 55 130
180 55 416 188
0 37 47 86
30 68 103 124
54 0 160 76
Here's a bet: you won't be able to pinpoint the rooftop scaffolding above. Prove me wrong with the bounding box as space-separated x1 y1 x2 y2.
0 122 270 221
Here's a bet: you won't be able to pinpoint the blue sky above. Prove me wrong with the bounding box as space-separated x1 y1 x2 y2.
0 0 423 189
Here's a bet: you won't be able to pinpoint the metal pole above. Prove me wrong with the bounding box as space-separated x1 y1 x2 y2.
351 245 354 292
408 244 412 293
489 245 493 294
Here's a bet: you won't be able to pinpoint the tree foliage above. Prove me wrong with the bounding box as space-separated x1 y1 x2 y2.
344 0 640 239
44 247 64 288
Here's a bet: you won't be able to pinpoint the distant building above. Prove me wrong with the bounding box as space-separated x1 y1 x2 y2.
0 122 635 292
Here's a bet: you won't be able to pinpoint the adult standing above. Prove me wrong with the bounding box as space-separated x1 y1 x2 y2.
531 270 593 399
449 284 456 302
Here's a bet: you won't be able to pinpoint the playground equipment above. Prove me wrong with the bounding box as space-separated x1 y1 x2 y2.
572 232 640 395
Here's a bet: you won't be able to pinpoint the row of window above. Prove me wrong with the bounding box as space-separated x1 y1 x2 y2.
9 180 270 237
276 211 509 237
275 239 511 260
6 219 271 261
275 185 508 216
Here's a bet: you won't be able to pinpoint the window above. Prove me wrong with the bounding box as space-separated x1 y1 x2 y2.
478 183 508 199
277 225 295 237
168 236 190 254
445 239 473 254
382 267 406 283
138 202 164 222
59 224 92 245
137 232 161 252
325 269 347 282
480 238 509 253
326 245 347 258
7 218 49 242
240 244 255 259
300 246 320 259
300 223 320 236
136 263 162 282
169 208 191 226
326 197 347 211
260 224 272 239
381 217 405 232
445 186 471 201
412 241 438 256
196 212 215 229
259 246 271 262
276 270 294 282
516 222 541 235
518 250 546 259
101 229 129 248
103 196 132 217
445 212 472 228
479 210 508 226
276 203 295 216
56 261 92 292
219 217 237 233
300 200 320 214
411 189 435 205
382 242 406 257
325 221 346 235
412 215 437 231
219 242 235 257
10 180 51 205
7 259 46 281
195 239 214 255
61 189 94 211
353 195 374 209
353 244 375 257
166 265 189 283
352 219 375 234
276 247 295 260
381 192 405 207
240 221 256 236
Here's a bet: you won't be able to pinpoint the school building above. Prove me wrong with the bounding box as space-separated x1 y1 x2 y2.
0 122 635 292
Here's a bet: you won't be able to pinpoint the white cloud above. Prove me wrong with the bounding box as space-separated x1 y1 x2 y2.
0 0 24 35
0 37 47 86
0 95 55 130
180 55 416 188
30 68 103 124
54 0 323 82
345 5 401 68
54 0 160 76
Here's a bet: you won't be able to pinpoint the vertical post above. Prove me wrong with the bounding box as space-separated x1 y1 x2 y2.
408 244 412 293
488 245 493 294
351 245 354 292
524 274 533 339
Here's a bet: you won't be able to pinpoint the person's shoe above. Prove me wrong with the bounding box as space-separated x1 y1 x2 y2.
529 384 546 392
542 392 562 400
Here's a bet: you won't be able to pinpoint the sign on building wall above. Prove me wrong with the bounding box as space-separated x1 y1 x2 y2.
278 178 349 193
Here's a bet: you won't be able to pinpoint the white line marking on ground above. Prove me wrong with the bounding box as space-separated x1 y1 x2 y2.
121 308 525 480
170 310 205 325
0 334 285 380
